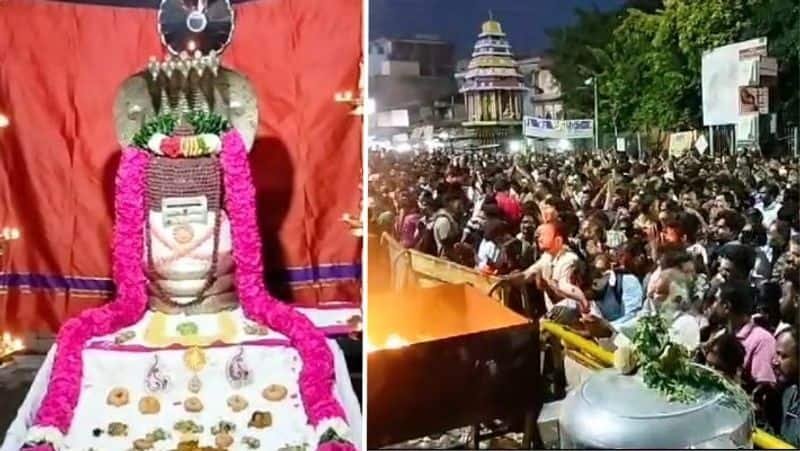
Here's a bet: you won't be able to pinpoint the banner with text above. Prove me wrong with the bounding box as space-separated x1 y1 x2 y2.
523 116 593 139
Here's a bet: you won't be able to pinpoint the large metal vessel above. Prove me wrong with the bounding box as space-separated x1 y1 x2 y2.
559 367 753 449
367 284 541 448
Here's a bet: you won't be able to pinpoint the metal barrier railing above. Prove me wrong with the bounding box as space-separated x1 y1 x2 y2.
541 320 795 450
381 232 516 305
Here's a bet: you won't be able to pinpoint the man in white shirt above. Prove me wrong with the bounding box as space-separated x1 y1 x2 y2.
755 183 782 229
585 268 701 352
518 221 587 312
476 219 506 271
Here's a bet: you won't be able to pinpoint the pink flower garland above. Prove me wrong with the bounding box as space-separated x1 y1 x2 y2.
26 132 354 451
318 441 357 451
220 131 354 449
32 148 150 433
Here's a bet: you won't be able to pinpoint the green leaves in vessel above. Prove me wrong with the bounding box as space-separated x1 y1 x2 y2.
631 314 750 410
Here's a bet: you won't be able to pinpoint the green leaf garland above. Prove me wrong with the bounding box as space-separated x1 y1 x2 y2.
132 114 177 149
319 427 347 444
185 111 231 135
131 112 231 150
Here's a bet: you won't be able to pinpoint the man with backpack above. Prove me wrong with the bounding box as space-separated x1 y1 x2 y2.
416 191 464 258
592 253 644 325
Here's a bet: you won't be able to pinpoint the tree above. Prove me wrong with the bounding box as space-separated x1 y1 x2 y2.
600 9 693 133
746 0 799 127
549 0 798 149
547 6 622 120
547 0 664 121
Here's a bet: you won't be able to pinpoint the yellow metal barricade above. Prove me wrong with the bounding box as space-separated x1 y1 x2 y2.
382 233 412 291
540 320 795 450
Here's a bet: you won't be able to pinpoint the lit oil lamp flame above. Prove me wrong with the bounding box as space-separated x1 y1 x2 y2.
0 332 25 359
341 213 363 237
1 227 20 240
333 89 364 116
334 90 354 102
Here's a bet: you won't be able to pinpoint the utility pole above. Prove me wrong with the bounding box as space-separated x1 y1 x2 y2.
593 78 599 150
585 77 600 150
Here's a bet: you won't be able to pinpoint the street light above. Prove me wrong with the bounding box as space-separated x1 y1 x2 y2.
585 77 599 150
439 131 454 152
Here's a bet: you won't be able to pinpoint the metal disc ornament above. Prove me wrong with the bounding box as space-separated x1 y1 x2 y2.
158 0 235 56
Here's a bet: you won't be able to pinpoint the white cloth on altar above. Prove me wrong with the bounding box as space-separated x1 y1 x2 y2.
1 339 361 450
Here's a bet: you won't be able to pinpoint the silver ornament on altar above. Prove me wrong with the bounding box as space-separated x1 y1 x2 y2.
226 347 252 389
144 355 171 393
188 374 203 393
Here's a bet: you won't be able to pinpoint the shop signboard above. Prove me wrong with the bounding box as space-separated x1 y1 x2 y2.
523 116 593 140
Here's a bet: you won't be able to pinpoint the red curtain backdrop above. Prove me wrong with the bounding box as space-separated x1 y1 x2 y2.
0 0 362 335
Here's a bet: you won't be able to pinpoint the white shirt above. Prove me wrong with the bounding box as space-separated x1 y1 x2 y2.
476 239 501 270
524 248 580 310
613 307 701 352
756 200 782 228
432 210 457 256
775 322 792 338
669 312 701 351
686 242 709 267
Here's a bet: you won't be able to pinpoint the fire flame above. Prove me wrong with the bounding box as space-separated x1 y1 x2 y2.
366 333 411 353
385 334 410 349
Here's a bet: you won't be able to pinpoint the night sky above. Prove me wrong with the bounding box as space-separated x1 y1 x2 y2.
370 0 626 57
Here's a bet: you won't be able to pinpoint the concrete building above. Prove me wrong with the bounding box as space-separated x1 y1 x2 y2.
517 55 564 120
368 36 456 78
368 36 460 134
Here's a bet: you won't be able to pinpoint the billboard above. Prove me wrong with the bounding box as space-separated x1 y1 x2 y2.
701 37 767 126
523 116 593 139
411 125 434 141
669 131 695 158
375 109 410 128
